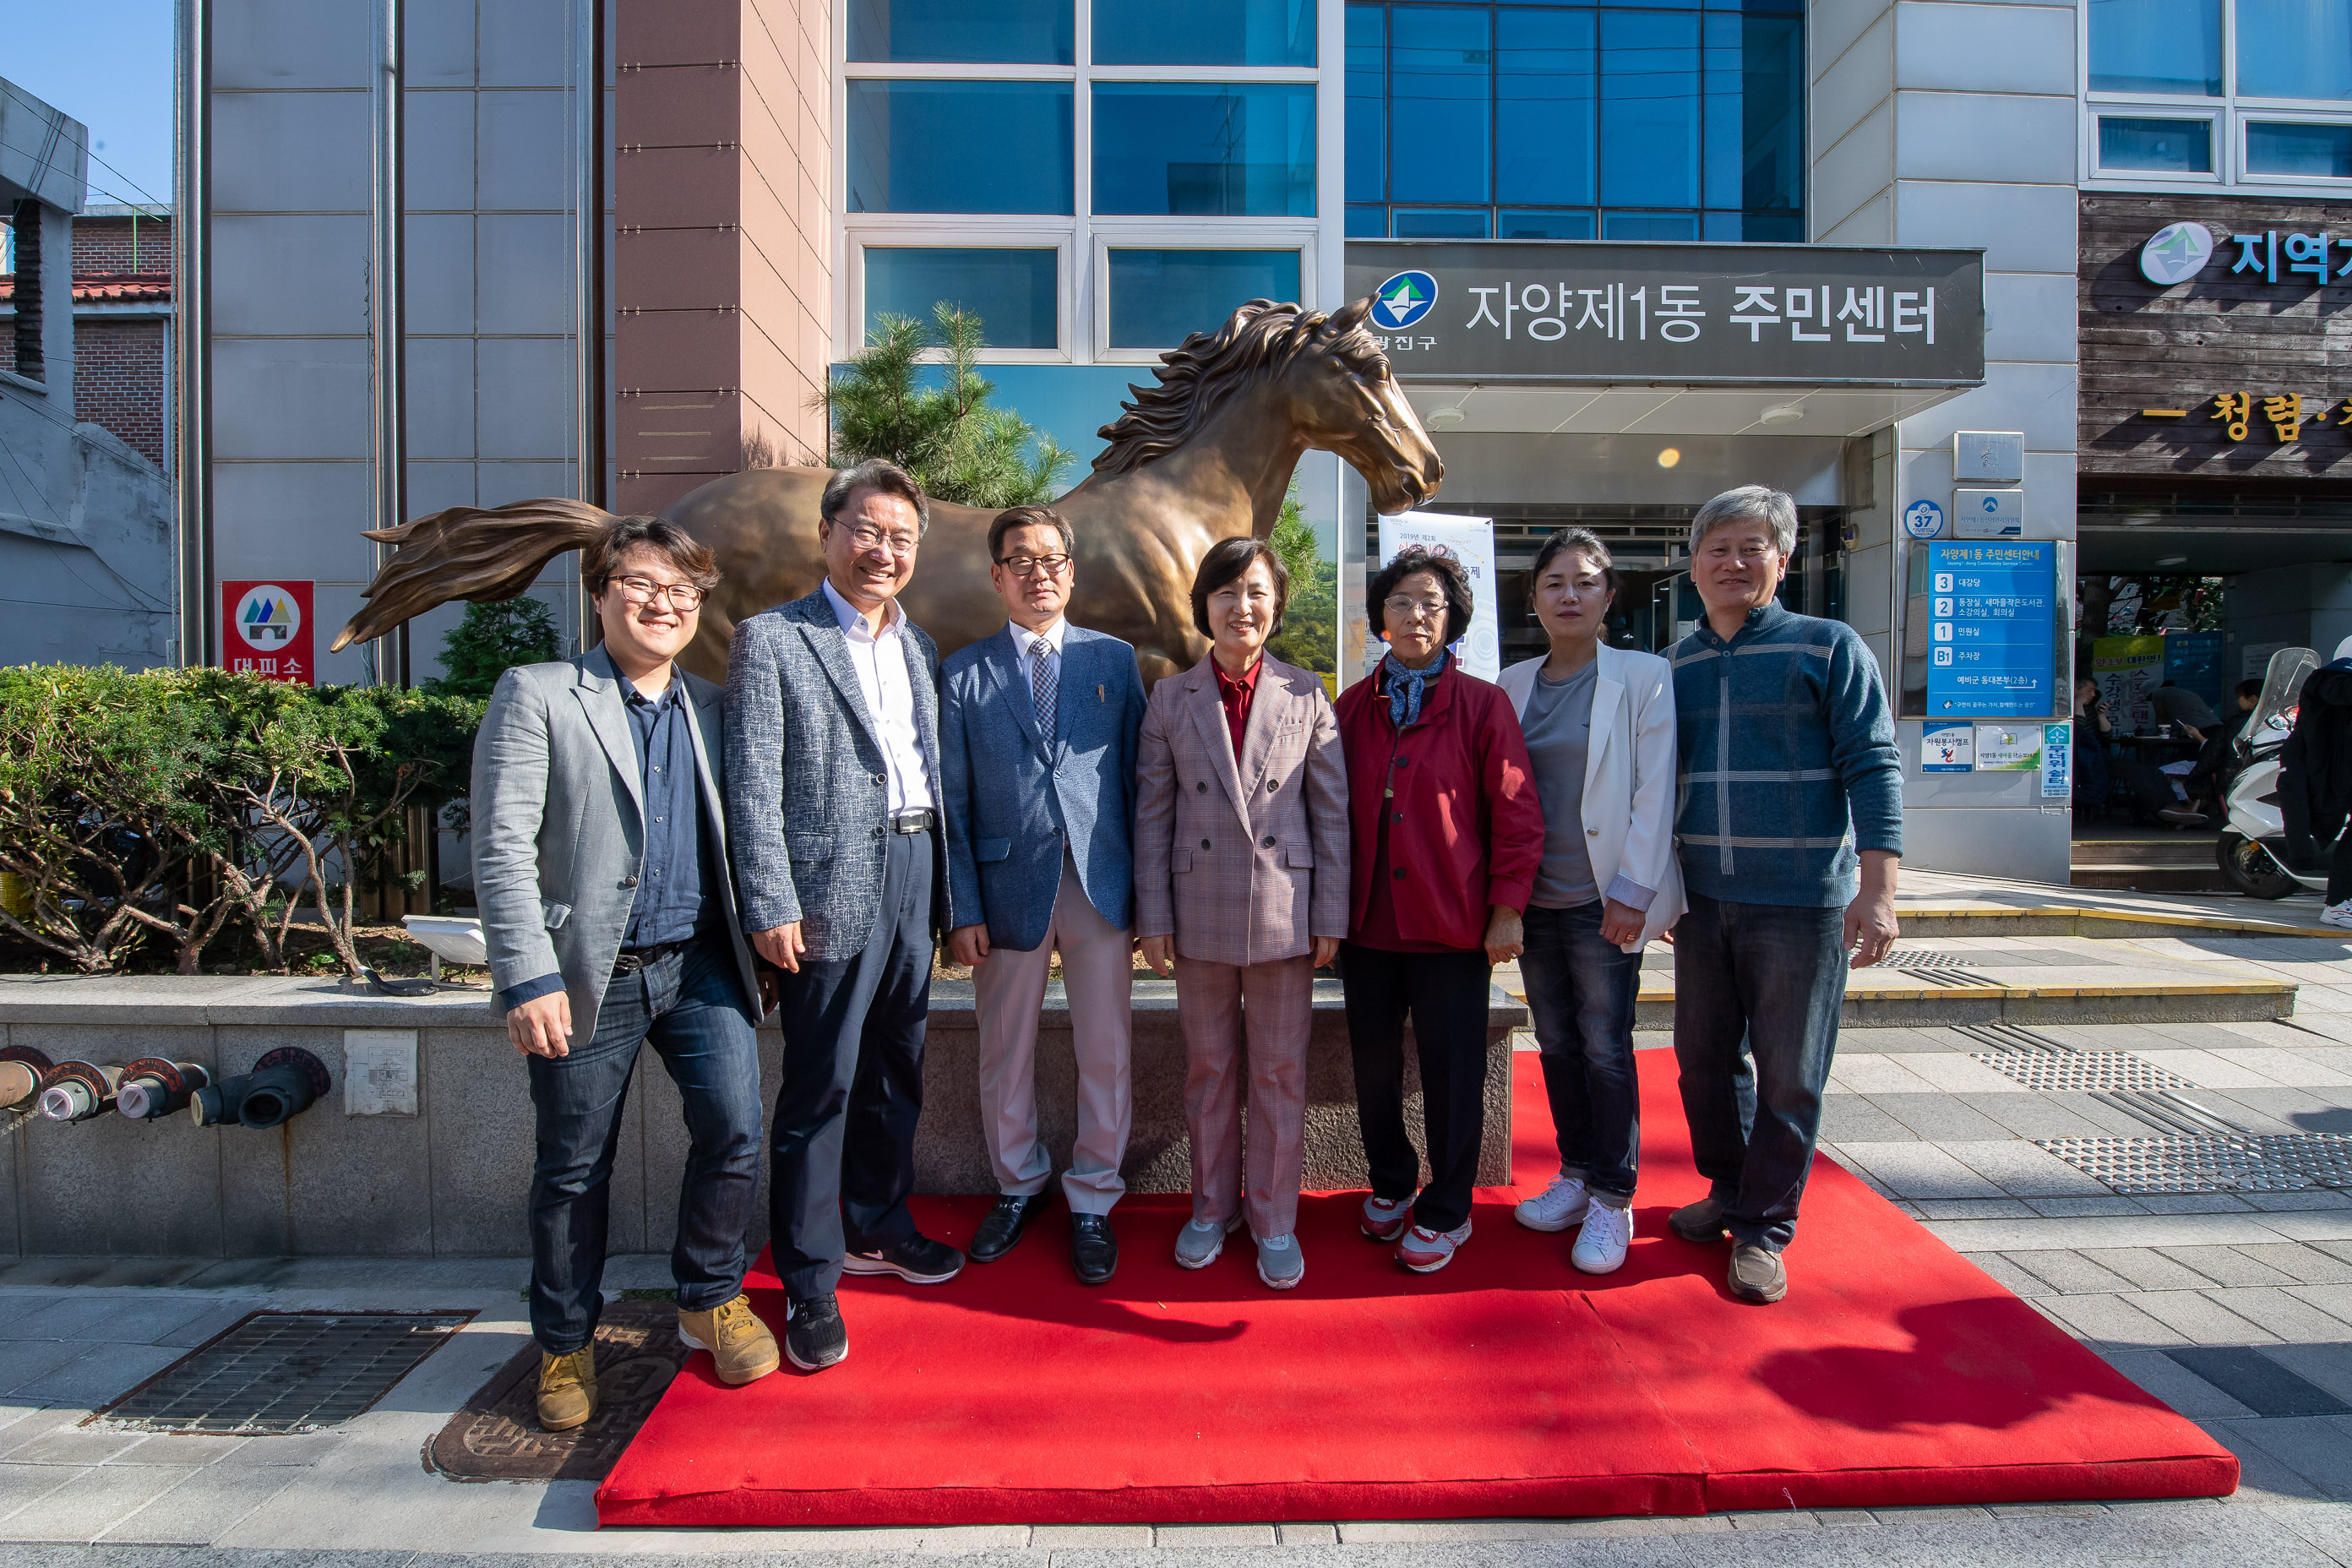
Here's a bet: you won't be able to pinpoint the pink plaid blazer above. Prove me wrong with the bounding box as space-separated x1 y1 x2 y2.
1135 653 1350 967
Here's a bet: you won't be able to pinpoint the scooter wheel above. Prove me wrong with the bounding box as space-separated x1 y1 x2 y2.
2217 830 2303 900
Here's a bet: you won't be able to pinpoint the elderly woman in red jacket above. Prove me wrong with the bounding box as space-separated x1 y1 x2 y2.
1337 544 1545 1274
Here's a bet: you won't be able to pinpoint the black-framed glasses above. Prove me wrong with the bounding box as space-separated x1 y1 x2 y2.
612 575 705 610
998 553 1072 578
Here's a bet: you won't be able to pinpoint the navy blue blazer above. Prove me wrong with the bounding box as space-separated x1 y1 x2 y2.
939 623 1146 952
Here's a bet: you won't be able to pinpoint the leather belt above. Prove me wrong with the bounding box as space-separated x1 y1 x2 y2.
612 939 687 976
890 808 938 835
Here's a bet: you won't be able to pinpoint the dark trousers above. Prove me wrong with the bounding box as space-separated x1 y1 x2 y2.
527 936 762 1354
1670 890 1848 1252
2328 834 2352 905
770 829 934 1299
1520 901 1643 1202
1342 943 1494 1233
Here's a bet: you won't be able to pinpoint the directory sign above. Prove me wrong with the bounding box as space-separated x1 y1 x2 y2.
1923 542 2055 719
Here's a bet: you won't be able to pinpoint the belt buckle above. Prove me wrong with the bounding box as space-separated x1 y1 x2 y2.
612 952 645 976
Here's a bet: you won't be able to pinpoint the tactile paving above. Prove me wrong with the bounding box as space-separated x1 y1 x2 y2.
1970 1051 2198 1093
98 1312 470 1434
2038 1134 2352 1195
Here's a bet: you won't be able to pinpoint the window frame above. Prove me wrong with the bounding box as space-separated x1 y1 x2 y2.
847 231 1078 363
1090 230 1318 362
2238 110 2352 185
2086 108 2227 184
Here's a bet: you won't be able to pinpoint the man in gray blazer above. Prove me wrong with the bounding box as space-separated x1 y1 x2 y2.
725 458 962 1374
940 504 1146 1285
474 516 780 1433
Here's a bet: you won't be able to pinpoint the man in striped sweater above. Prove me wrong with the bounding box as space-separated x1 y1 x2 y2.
1665 485 1903 1305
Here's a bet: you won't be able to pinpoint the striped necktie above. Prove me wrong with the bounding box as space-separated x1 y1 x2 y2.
1030 634 1056 746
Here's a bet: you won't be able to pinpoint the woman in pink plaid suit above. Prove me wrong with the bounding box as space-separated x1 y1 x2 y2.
1135 537 1351 1291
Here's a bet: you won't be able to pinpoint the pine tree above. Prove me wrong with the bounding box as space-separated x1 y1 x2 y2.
1267 479 1337 677
423 599 560 700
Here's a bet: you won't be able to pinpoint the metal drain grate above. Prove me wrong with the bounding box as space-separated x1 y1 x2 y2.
2039 1134 2352 1194
97 1312 471 1434
1971 1051 2198 1092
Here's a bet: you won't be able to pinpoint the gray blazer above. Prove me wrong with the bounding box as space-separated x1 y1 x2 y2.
724 586 950 962
471 647 762 1043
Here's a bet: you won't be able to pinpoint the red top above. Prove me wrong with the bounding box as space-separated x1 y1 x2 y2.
1212 654 1262 759
1334 662 1545 953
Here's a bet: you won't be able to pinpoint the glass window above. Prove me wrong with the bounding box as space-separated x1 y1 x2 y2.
1094 0 1314 66
1500 209 1594 238
2099 115 2214 172
1391 7 1491 204
847 82 1074 213
1106 249 1303 349
1092 83 1315 216
2238 0 2352 101
847 0 1072 64
1497 9 1596 207
1599 10 1700 210
1393 207 1492 237
1704 209 1802 241
1706 13 1802 213
1346 203 1391 237
1602 212 1699 240
2246 120 2352 177
863 248 1058 350
2086 0 2220 95
1347 5 1386 203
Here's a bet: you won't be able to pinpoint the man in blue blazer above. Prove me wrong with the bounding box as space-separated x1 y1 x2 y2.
941 504 1147 1283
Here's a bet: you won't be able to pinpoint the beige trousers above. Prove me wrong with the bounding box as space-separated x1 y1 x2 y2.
972 855 1134 1213
1173 953 1314 1239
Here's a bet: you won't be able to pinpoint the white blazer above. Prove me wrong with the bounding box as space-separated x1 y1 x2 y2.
1498 643 1686 952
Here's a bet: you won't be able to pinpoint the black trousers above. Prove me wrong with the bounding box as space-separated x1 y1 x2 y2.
1342 943 1494 1233
769 830 934 1299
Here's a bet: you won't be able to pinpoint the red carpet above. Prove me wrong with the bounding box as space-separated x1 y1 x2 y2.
596 1052 2236 1527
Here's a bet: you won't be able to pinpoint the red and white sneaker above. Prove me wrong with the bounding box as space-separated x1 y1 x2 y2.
1396 1219 1473 1273
1361 1192 1414 1242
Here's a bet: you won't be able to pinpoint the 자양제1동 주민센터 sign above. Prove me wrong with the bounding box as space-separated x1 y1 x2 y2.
1925 542 2055 719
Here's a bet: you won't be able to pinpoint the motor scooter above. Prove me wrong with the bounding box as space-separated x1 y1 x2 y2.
2219 644 2326 898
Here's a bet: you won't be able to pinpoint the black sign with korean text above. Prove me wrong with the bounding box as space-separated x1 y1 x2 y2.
1343 241 1986 386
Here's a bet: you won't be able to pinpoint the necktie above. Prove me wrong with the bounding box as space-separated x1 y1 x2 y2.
1031 634 1056 746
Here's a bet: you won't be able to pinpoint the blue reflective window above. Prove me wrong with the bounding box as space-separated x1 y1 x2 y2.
1705 13 1801 212
2087 0 2219 95
1107 250 1303 349
1347 203 1391 236
1602 212 1699 239
1391 7 1491 204
1394 207 1492 237
847 0 1072 63
863 248 1058 350
2099 116 2213 172
1095 0 1314 65
1500 209 1594 238
1093 83 1315 216
1347 5 1386 203
1497 9 1595 206
847 82 1073 212
2246 121 2352 177
1703 209 1801 241
1599 10 1699 210
2239 0 2352 101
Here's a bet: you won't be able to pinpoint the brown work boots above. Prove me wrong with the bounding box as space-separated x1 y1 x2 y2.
677 1293 783 1385
536 1347 597 1431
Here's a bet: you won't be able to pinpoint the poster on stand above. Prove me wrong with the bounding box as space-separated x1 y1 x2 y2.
2093 635 2164 732
1378 511 1500 681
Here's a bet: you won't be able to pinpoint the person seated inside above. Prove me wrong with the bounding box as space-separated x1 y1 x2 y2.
2167 678 2262 826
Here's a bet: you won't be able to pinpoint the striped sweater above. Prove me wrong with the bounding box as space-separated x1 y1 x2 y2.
1671 601 1903 908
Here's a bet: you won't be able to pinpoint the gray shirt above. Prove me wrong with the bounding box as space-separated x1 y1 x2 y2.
1521 659 1601 911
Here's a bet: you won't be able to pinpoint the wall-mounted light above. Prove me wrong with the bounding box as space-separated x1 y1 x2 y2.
1424 405 1466 429
1760 404 1805 425
1657 447 1682 469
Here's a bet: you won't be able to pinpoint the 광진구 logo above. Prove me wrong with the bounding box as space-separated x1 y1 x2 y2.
1371 270 1438 331
2140 221 2214 286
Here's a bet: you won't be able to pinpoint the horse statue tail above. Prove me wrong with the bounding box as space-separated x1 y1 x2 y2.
329 497 615 652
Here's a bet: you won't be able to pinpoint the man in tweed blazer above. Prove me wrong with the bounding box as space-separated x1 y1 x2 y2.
724 458 963 1375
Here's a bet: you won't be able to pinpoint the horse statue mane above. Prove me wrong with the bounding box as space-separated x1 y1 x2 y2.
1092 298 1382 477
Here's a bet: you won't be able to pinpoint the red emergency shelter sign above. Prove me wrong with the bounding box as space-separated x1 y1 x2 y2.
221 580 316 685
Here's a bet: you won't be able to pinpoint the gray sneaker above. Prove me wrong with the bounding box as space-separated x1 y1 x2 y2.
1255 1232 1305 1291
1174 1213 1242 1270
1729 1243 1788 1304
1669 1195 1731 1244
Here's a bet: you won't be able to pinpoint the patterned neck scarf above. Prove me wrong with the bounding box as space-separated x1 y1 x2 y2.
1382 647 1448 730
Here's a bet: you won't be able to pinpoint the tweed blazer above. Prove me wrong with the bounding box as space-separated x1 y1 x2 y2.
724 585 949 962
940 623 1147 952
1133 653 1349 967
471 648 761 1043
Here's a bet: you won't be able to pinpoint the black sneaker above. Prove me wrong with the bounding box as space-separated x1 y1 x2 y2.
969 1192 1051 1264
783 1293 847 1372
842 1233 966 1284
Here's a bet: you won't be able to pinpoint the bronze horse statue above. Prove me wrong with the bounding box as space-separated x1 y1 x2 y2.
331 296 1443 684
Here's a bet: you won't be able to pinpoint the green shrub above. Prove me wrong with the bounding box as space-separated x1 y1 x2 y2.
424 599 560 700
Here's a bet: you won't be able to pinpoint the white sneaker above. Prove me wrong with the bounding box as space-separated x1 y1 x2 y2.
2324 901 2352 930
1174 1214 1243 1269
1571 1201 1634 1276
1515 1171 1590 1233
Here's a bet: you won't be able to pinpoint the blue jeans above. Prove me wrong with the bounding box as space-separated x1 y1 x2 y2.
527 936 762 1354
1520 901 1643 1203
1669 890 1848 1252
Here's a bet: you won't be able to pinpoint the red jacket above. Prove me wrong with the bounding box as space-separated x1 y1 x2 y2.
1335 662 1545 950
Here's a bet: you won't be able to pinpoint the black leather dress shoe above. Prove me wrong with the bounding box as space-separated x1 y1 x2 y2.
970 1192 1050 1263
1070 1213 1119 1285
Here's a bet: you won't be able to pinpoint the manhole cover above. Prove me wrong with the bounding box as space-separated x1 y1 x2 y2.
98 1312 471 1434
2040 1133 2352 1194
1972 1051 2197 1092
425 1300 690 1482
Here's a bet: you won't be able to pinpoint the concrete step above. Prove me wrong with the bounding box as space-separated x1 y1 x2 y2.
2070 863 2232 893
2072 836 2215 868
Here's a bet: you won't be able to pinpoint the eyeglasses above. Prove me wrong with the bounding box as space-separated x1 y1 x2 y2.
997 553 1071 578
841 522 921 557
1383 596 1449 623
612 575 705 610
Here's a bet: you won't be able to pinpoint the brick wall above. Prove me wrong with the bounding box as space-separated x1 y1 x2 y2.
74 318 168 468
73 215 172 277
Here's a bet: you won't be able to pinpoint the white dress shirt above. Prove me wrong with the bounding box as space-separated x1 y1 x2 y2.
823 578 934 813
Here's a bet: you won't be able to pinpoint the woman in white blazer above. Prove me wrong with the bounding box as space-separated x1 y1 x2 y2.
1496 529 1685 1276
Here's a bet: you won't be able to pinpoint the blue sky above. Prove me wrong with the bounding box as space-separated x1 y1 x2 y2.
12 4 177 213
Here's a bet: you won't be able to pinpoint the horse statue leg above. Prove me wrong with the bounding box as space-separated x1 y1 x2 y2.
329 497 616 653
